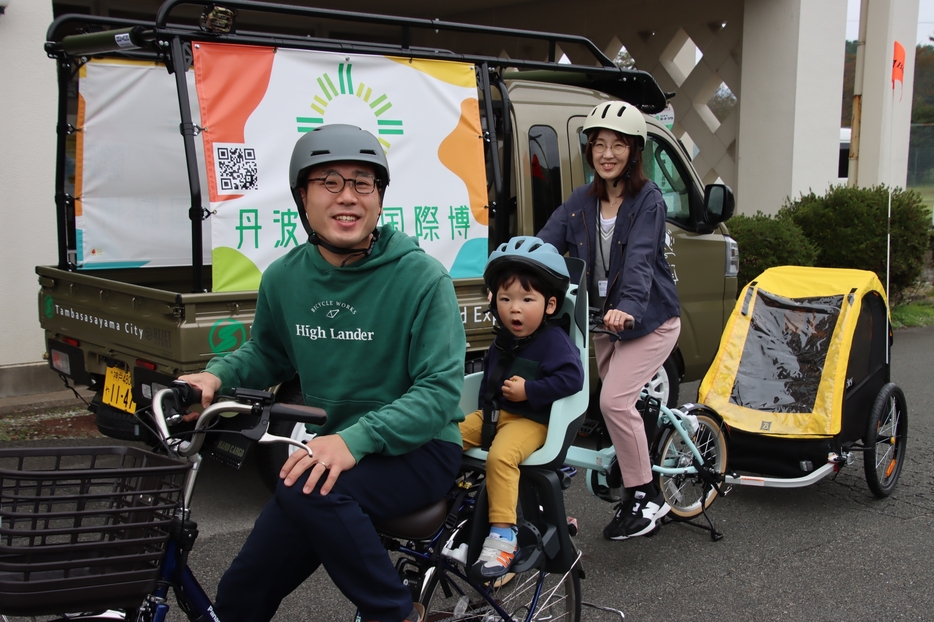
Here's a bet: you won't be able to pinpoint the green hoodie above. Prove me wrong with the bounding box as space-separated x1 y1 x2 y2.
206 226 465 462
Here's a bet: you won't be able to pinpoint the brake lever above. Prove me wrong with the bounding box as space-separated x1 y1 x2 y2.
257 433 315 457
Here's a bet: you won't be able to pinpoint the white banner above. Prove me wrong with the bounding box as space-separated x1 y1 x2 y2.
77 59 210 269
193 44 488 292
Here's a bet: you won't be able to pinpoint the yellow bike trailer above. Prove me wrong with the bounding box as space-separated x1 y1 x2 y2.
698 266 907 497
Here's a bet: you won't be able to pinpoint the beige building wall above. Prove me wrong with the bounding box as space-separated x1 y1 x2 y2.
0 1 61 395
737 0 848 215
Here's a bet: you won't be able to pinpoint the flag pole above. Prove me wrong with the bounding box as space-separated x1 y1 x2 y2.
887 40 906 365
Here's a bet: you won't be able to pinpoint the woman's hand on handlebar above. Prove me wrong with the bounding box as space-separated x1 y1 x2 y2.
603 309 635 333
177 371 222 412
281 433 357 496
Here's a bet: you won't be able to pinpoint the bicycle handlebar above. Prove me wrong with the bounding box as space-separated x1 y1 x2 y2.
588 307 635 336
151 383 327 459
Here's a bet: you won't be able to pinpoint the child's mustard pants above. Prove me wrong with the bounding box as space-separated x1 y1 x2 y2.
460 409 548 525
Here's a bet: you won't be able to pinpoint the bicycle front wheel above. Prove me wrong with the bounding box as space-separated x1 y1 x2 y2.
655 412 727 519
420 564 581 622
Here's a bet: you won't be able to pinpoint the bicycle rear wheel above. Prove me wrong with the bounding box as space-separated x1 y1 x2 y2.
655 412 727 519
420 564 581 622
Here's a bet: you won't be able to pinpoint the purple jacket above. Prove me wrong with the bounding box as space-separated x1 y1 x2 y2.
537 181 680 341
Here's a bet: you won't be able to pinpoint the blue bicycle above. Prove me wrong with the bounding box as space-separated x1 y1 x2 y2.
561 309 731 540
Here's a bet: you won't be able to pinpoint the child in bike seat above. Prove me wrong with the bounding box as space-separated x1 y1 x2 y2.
460 236 584 581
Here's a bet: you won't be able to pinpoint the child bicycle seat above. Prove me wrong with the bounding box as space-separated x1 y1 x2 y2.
461 257 589 471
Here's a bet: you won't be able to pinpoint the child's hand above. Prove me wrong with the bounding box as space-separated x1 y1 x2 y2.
501 375 527 402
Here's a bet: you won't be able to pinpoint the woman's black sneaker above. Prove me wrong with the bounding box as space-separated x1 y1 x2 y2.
603 489 670 540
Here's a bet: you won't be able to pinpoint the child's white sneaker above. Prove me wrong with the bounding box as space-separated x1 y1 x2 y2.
471 533 519 580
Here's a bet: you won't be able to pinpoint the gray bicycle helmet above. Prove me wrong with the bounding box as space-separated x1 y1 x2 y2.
485 236 570 310
288 123 390 243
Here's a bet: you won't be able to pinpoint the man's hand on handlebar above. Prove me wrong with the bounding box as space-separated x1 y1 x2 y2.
281 433 357 496
177 371 222 412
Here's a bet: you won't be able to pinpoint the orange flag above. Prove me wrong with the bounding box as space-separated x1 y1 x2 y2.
892 41 905 89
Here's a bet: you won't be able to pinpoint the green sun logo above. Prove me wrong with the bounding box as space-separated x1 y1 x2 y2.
296 63 404 150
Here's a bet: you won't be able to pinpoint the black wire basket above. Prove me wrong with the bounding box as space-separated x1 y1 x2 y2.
0 445 191 616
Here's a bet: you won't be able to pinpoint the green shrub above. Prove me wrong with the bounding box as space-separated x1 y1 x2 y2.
726 212 818 290
779 185 931 302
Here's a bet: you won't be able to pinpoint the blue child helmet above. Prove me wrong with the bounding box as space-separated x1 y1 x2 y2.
484 236 570 309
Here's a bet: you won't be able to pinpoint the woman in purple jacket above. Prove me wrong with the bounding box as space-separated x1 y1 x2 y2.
538 100 681 541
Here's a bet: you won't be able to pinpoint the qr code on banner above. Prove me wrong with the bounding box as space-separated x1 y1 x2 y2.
215 144 258 192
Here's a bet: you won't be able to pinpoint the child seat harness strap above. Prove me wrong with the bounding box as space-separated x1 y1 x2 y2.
479 319 559 450
480 346 515 451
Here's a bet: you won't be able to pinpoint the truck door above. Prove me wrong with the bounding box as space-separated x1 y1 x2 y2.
640 135 730 380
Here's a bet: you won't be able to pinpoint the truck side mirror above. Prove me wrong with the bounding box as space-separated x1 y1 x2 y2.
703 183 735 225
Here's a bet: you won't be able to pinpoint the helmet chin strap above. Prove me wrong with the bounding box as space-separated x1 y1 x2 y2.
309 228 381 267
614 156 639 184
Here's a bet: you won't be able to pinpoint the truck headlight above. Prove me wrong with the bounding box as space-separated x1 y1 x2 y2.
725 236 739 278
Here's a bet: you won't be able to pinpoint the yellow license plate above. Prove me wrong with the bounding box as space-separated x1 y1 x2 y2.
103 366 137 413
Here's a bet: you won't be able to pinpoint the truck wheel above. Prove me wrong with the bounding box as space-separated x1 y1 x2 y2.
644 355 679 408
254 376 309 492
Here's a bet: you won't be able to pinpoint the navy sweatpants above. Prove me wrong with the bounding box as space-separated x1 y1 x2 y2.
213 439 462 622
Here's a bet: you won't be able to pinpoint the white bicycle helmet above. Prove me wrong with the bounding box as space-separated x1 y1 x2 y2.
583 100 646 151
485 236 570 309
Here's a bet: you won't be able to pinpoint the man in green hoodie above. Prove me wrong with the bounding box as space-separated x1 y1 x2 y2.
179 125 465 622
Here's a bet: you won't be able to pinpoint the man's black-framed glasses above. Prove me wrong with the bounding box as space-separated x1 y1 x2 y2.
309 172 380 195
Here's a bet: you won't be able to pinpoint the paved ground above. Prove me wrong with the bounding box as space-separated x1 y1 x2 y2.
2 326 933 621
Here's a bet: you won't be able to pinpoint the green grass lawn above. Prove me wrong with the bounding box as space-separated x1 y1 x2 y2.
892 299 934 328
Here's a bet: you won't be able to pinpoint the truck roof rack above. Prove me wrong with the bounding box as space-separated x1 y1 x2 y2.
47 0 669 113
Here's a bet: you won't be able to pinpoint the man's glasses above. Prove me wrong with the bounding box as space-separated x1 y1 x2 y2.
591 141 628 155
308 172 380 195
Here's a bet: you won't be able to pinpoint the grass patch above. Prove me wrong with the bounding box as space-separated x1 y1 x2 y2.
891 299 934 328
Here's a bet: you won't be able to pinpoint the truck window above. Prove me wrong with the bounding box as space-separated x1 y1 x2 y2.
577 130 692 227
579 130 594 185
644 136 692 227
529 125 562 233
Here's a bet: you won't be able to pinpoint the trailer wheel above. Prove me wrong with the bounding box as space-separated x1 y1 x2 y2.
653 409 727 519
254 376 310 492
864 383 908 498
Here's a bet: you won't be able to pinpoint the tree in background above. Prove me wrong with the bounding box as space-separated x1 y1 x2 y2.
841 40 857 127
912 40 934 124
709 85 736 123
910 42 934 184
842 40 933 126
842 40 934 185
614 47 635 70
